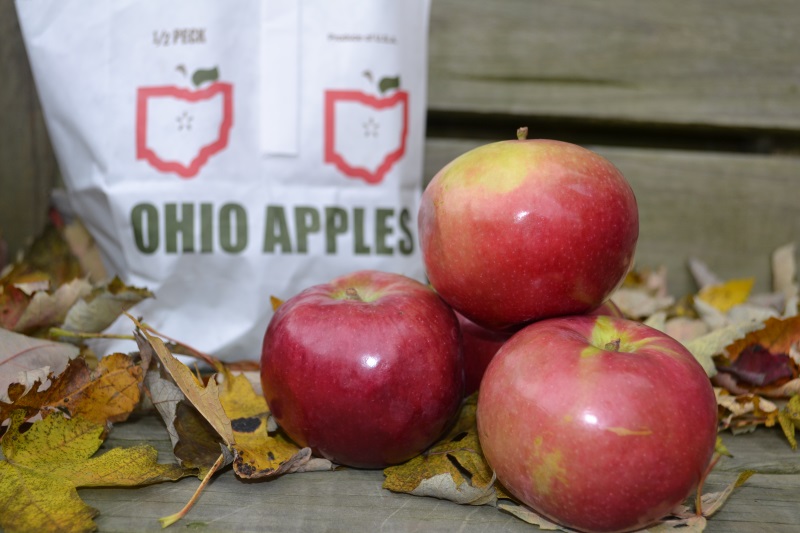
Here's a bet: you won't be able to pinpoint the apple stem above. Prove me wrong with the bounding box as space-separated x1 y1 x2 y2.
604 339 621 352
345 288 363 301
516 127 529 140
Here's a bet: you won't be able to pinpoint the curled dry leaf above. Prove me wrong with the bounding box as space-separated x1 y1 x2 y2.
217 369 334 479
2 278 92 334
132 321 234 446
383 395 503 506
1 352 145 427
714 315 800 396
0 328 79 403
60 277 153 335
0 410 186 533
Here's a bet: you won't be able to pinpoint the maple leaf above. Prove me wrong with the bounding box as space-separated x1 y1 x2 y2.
0 410 186 533
383 394 505 506
217 368 334 479
0 328 79 404
1 352 145 426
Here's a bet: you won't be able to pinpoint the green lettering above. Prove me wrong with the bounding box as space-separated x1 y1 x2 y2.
219 203 247 253
353 208 371 255
325 207 348 254
295 206 321 254
200 203 213 253
131 203 159 254
165 203 194 253
263 205 292 253
398 207 414 255
375 208 394 255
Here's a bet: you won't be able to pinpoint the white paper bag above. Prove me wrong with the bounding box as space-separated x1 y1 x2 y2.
16 0 431 360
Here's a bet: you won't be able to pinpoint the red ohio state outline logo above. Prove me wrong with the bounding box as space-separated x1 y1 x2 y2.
324 90 408 184
136 83 233 178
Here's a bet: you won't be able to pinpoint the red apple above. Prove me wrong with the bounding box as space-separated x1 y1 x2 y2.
457 312 513 396
477 315 717 533
260 270 463 468
419 132 638 330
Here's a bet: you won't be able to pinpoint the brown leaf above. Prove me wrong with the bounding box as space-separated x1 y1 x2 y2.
716 316 800 394
0 328 79 404
1 353 144 426
0 221 83 288
60 277 152 335
132 323 234 446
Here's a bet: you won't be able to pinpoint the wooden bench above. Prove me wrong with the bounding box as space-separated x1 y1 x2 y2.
2 1 799 531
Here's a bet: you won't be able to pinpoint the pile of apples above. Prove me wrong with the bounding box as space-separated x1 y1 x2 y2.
260 129 718 533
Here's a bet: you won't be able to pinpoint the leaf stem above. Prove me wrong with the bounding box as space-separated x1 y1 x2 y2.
138 321 221 369
49 327 135 341
695 452 722 516
159 451 227 528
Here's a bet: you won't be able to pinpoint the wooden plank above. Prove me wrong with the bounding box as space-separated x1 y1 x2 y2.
71 412 800 532
424 139 800 297
0 1 60 261
429 0 800 131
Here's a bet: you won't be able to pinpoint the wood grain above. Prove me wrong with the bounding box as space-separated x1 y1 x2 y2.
72 412 800 533
429 0 800 131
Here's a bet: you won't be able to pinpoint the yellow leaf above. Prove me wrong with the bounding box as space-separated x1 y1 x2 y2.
777 395 800 450
217 369 333 478
270 295 284 312
0 410 186 533
697 278 754 313
383 394 499 506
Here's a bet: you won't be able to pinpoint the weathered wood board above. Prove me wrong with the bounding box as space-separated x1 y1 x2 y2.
71 412 800 533
429 0 800 132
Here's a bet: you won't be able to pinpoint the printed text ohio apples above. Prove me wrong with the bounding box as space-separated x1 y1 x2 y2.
419 130 638 330
261 270 463 469
477 315 717 533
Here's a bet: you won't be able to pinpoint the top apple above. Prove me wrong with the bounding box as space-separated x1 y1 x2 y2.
419 129 639 330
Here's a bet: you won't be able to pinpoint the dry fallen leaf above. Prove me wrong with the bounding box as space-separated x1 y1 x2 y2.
1 352 145 427
132 322 234 446
383 395 503 506
776 395 800 449
0 410 186 533
1 278 92 335
697 278 754 314
715 315 800 395
59 277 152 336
218 369 334 479
0 328 79 404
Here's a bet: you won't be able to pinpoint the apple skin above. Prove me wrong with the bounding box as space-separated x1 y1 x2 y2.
460 300 623 396
477 315 717 533
457 312 513 396
419 138 638 330
260 270 463 469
